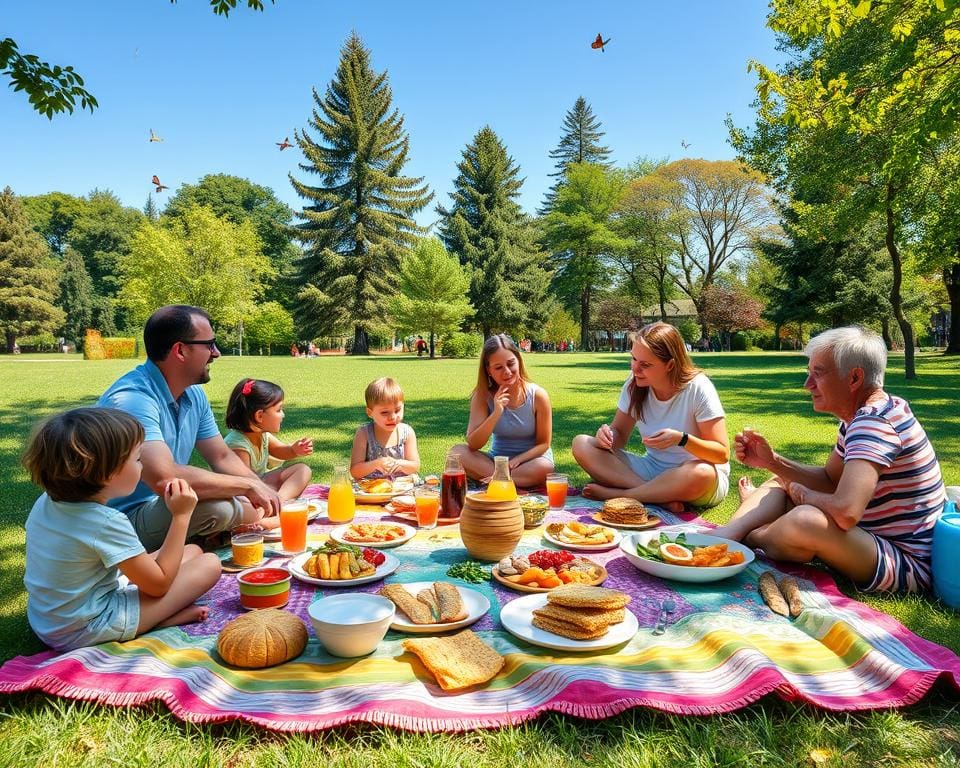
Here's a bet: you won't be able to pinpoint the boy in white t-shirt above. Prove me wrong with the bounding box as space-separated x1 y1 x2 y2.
572 323 730 510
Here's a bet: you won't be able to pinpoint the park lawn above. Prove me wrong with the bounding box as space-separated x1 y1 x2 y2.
0 350 959 766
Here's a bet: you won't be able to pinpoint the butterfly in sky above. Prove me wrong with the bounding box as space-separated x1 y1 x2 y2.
681 140 691 149
151 175 169 193
591 34 610 52
149 129 163 143
276 137 293 151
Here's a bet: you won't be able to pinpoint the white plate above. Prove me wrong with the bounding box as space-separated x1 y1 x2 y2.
619 532 755 583
543 525 622 552
386 582 490 633
330 522 415 548
288 550 399 586
500 593 639 652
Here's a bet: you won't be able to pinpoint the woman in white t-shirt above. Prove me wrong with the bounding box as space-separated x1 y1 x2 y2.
572 322 730 510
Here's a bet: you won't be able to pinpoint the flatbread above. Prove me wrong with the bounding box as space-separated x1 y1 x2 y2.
531 615 610 641
547 584 631 610
402 630 504 691
380 584 434 624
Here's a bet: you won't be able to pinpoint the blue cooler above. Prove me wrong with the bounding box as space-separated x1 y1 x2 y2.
932 501 960 609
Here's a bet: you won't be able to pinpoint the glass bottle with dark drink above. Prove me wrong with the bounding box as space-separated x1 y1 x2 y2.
440 451 467 519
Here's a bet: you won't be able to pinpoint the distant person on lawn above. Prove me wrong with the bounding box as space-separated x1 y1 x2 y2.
572 321 730 511
98 305 281 551
714 326 946 593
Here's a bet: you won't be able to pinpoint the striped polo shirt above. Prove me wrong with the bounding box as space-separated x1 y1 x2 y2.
836 394 945 560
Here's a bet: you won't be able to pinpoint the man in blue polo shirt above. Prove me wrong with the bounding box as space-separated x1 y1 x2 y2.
99 305 281 550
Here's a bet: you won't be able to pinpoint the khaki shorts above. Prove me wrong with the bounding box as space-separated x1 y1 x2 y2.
127 495 245 551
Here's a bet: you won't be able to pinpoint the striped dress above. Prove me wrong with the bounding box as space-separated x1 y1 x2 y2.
836 394 946 593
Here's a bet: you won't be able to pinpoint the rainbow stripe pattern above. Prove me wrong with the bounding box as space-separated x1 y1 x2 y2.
2 494 959 732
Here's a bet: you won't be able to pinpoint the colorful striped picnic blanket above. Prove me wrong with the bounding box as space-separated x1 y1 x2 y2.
2 491 959 732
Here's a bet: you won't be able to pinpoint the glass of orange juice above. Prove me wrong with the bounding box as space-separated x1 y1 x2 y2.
545 473 569 510
231 524 264 567
279 500 309 553
414 487 440 529
328 465 356 523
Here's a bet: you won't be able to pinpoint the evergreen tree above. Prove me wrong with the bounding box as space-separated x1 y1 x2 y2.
291 32 432 354
57 246 94 346
0 187 65 352
539 97 612 214
437 126 551 337
143 194 159 221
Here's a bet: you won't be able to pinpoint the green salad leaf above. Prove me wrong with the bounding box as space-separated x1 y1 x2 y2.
446 561 490 583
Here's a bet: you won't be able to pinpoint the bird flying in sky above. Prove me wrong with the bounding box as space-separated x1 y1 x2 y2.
151 175 169 193
681 140 691 149
276 137 293 151
591 34 610 52
149 129 163 143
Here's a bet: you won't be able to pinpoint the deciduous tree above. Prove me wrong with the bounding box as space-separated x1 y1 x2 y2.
244 301 295 355
291 33 431 354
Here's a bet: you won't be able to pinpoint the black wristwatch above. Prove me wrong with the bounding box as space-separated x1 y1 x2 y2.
677 432 689 447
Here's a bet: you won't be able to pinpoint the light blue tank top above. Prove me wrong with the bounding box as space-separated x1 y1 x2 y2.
488 383 553 461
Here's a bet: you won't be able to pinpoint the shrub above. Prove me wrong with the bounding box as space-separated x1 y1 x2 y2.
441 332 483 358
84 330 137 360
16 332 58 352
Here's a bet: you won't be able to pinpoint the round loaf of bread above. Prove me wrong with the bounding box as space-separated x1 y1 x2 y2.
217 608 308 668
602 497 645 513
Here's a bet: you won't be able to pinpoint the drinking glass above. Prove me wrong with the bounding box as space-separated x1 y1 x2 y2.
545 473 569 510
230 524 264 567
415 487 440 530
279 500 309 553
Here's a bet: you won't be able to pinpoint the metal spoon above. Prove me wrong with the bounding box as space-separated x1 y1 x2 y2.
652 598 676 636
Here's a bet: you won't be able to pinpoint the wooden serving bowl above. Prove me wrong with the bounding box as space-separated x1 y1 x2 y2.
459 493 524 562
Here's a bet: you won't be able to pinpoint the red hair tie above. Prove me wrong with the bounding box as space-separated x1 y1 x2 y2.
241 379 255 396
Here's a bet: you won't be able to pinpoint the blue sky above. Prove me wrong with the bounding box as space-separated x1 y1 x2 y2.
2 1 782 227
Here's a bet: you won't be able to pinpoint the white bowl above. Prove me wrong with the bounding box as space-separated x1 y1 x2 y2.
307 593 396 657
619 531 755 583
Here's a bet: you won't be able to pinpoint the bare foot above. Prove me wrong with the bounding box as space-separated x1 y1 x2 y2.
582 483 631 501
663 501 688 514
738 476 757 503
156 604 209 629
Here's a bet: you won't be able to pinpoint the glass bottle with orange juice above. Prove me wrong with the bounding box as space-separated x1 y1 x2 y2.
328 465 356 523
485 455 517 501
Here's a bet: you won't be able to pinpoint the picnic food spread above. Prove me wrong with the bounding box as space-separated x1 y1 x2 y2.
339 523 409 543
380 581 467 624
546 521 617 546
636 532 746 567
217 608 308 668
301 542 385 580
495 550 605 590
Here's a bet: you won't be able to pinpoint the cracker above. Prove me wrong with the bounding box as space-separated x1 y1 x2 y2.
532 614 610 641
416 588 441 622
547 584 631 610
533 603 625 632
434 582 467 622
402 630 504 691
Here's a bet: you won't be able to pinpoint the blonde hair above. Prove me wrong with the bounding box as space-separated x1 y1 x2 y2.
22 408 144 502
365 377 404 408
627 322 701 420
475 334 531 398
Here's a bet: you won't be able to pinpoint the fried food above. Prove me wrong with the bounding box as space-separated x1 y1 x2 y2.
759 572 790 617
380 584 435 624
342 523 408 542
546 584 631 611
303 551 375 580
531 615 610 640
546 521 616 546
779 576 804 618
401 630 504 691
689 544 746 568
358 478 393 494
533 603 626 632
434 581 467 622
416 588 440 621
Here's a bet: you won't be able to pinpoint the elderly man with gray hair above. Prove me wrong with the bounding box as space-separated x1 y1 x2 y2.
715 326 946 593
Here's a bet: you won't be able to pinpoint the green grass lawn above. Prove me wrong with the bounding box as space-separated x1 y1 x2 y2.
1 350 959 766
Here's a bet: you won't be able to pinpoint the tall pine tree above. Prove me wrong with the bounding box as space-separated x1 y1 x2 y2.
437 126 551 337
57 246 94 346
0 187 64 352
291 33 432 354
539 97 612 214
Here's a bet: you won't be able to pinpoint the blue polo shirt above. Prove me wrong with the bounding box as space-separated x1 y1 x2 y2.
97 360 220 515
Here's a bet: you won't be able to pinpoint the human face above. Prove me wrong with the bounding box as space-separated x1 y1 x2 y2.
629 340 674 396
486 348 520 390
100 443 143 501
179 316 220 384
804 349 849 417
254 400 285 433
367 400 404 431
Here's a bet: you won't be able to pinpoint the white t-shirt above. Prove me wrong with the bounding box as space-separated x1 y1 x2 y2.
616 373 726 469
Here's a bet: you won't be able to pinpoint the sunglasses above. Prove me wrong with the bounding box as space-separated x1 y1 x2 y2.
179 338 218 351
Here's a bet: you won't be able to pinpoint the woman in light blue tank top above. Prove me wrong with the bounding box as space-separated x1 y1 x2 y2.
450 335 554 488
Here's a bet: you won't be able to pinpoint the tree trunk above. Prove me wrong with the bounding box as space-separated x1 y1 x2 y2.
429 331 435 359
352 325 370 355
885 186 915 379
880 317 892 351
605 330 614 351
773 321 782 351
5 330 15 354
946 261 960 354
580 285 591 350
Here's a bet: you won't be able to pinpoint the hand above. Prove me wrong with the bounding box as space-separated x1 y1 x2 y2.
292 437 313 456
595 423 616 451
642 428 683 450
492 385 510 415
164 478 198 518
734 428 776 470
246 479 281 517
508 456 523 471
